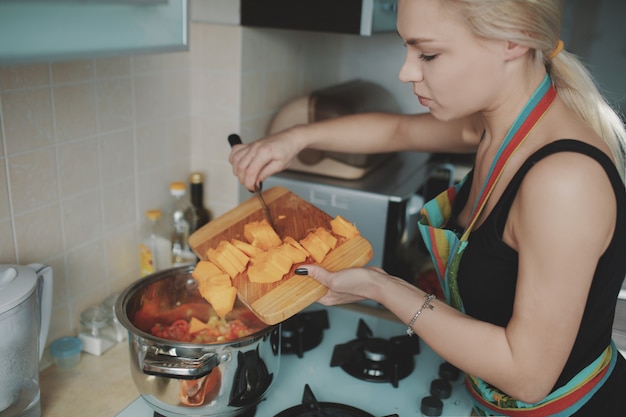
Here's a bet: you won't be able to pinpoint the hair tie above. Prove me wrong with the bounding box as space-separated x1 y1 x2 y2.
547 39 564 60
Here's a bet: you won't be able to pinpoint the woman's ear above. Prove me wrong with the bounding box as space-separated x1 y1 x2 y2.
503 40 530 61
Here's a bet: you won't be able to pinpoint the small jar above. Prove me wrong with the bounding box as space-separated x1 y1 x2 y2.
49 337 82 370
78 305 115 356
101 294 127 342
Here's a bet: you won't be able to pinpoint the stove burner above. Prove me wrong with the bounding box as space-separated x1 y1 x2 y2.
274 384 380 417
281 310 329 357
330 319 420 387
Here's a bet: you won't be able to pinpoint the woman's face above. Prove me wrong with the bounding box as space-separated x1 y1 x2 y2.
397 0 509 121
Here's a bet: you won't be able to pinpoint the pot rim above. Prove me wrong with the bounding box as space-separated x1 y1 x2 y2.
115 265 276 348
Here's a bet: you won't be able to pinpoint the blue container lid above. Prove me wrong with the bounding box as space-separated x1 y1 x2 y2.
50 336 82 358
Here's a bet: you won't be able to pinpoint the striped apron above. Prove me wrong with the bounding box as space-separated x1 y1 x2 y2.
416 74 616 415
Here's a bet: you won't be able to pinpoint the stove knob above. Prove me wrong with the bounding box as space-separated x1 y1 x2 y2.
430 378 452 399
420 396 443 417
439 362 460 381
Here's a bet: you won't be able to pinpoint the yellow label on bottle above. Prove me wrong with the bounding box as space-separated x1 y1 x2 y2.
139 243 155 277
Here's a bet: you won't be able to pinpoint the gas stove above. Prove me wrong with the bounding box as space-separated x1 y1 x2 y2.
116 304 473 416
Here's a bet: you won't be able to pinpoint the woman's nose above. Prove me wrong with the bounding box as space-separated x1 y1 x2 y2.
399 52 423 84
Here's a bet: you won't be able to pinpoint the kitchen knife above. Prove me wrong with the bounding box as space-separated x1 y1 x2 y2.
228 134 277 231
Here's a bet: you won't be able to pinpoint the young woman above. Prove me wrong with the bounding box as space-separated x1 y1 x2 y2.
229 1 626 415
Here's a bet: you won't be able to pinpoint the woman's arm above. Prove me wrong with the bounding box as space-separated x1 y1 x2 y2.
229 112 481 191
309 151 616 403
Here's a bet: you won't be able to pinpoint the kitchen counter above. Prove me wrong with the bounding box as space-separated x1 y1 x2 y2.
37 304 396 417
40 342 138 417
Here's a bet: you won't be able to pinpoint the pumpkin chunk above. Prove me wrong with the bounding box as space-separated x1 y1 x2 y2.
330 215 360 239
192 260 223 281
206 241 249 279
243 219 282 250
189 317 210 334
197 273 231 296
205 286 237 318
231 238 263 258
299 231 332 263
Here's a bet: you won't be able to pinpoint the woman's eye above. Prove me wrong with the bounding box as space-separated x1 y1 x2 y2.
419 53 438 62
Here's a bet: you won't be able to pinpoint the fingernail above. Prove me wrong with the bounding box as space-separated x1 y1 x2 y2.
294 267 308 276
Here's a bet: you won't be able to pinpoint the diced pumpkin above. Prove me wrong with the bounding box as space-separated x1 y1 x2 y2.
247 261 284 284
206 241 249 279
189 317 210 334
197 273 231 296
231 238 263 258
192 260 223 281
299 232 332 263
278 242 307 263
214 241 249 272
206 286 237 318
313 227 338 250
330 215 360 239
206 247 239 278
283 236 310 258
243 219 282 250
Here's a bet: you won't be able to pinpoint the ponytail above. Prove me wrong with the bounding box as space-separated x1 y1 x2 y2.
548 51 626 182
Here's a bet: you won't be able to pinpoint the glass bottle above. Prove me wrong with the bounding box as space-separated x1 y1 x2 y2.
189 172 212 231
139 209 172 276
169 181 197 266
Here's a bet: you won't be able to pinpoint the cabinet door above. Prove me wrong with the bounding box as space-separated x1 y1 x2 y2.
0 0 188 66
240 0 397 36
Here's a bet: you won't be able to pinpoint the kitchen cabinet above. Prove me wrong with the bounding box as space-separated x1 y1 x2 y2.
0 0 188 66
240 0 398 36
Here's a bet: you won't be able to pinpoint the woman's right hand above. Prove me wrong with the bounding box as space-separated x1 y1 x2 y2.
228 127 306 191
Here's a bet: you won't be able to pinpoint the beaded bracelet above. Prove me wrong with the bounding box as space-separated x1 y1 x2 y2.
406 293 436 336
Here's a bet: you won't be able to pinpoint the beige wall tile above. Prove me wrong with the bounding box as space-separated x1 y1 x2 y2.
2 88 54 154
102 179 135 231
99 129 135 185
14 203 64 263
0 158 9 219
95 56 131 79
57 138 100 198
53 83 97 142
51 60 94 85
0 64 49 91
0 219 16 263
133 73 167 123
8 148 58 212
96 77 133 133
65 239 106 299
104 225 139 291
135 121 169 174
62 190 103 250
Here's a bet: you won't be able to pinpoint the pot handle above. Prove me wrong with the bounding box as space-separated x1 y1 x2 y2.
142 349 219 380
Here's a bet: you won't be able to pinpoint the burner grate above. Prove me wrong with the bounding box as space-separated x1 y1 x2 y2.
274 384 400 417
330 319 420 387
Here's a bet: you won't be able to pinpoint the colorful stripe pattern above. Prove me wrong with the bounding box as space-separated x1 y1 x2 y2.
467 342 617 416
415 75 614 414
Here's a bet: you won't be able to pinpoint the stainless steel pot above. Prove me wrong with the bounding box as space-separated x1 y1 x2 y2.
115 266 280 417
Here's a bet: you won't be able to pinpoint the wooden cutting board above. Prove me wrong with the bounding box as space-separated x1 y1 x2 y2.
188 186 373 325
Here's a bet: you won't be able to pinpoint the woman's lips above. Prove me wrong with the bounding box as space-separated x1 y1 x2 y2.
417 95 431 107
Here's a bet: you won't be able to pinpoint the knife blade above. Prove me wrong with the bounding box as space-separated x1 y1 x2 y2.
228 134 277 231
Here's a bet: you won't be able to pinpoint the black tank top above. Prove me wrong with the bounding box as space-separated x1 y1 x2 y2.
448 140 626 402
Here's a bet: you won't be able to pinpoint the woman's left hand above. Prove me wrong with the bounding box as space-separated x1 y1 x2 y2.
299 264 389 305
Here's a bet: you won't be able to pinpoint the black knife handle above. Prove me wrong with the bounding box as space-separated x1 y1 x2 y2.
228 133 262 191
228 133 242 147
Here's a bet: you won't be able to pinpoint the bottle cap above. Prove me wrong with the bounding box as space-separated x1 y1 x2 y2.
190 172 204 184
170 181 186 197
145 209 162 220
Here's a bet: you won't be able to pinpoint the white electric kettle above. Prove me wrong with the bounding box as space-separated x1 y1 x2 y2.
0 264 53 417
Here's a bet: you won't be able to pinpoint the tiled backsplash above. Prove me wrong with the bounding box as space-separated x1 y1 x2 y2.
0 20 412 356
0 23 241 347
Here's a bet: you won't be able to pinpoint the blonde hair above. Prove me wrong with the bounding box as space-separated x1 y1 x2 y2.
445 0 626 181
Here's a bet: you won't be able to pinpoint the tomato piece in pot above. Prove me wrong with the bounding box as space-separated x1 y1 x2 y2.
168 319 191 342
